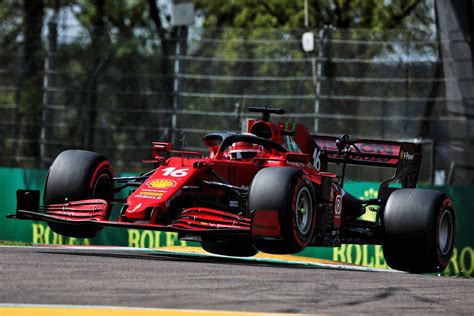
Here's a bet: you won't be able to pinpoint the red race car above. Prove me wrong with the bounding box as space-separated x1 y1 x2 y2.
9 107 455 273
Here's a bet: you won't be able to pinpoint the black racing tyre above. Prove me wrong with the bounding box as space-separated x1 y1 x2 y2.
201 240 259 257
382 189 455 273
44 150 115 238
248 167 316 254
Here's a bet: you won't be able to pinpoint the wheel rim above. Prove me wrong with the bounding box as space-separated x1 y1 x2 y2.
438 208 454 256
295 186 313 235
92 171 113 201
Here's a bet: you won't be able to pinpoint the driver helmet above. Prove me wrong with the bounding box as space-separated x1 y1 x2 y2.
229 142 263 160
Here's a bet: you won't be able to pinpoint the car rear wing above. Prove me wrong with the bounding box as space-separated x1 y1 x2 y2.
312 135 423 200
314 135 410 168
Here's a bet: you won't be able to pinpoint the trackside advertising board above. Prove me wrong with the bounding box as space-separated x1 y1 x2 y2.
0 167 472 276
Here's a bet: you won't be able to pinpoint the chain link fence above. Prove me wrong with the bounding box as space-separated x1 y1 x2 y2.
0 24 470 183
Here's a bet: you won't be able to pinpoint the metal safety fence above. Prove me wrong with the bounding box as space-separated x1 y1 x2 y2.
0 25 470 183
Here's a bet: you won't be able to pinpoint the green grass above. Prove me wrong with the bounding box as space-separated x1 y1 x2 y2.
0 240 33 246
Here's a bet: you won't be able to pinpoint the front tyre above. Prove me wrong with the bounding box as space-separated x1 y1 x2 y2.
248 167 316 254
382 189 455 273
44 150 115 238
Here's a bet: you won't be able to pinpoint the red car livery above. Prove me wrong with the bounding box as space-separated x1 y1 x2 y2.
8 107 455 273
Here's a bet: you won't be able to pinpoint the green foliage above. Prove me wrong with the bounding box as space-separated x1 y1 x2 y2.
0 0 23 53
195 0 432 31
0 0 437 170
192 0 436 137
0 240 33 246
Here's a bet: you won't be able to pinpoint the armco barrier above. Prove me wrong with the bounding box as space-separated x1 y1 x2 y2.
1 167 472 276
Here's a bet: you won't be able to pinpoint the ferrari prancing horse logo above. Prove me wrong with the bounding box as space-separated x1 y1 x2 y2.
335 195 342 216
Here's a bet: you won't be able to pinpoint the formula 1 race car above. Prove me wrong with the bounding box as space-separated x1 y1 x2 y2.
8 107 455 273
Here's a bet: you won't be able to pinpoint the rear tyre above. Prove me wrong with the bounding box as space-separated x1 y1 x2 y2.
248 167 316 254
382 189 455 273
201 240 258 257
44 150 114 238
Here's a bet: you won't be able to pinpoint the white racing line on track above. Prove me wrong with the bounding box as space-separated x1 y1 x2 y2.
0 304 318 316
0 244 399 273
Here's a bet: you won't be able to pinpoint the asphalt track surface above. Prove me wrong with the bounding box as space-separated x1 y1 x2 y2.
0 246 473 315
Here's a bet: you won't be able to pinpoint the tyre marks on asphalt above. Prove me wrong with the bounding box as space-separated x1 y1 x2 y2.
1 246 472 314
30 244 392 273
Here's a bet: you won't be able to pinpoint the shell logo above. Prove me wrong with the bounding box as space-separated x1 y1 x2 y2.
146 179 177 189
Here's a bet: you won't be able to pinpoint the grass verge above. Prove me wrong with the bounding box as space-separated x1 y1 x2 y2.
0 240 33 246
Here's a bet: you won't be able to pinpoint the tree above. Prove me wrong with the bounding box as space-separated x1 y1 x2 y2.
21 0 44 167
193 0 434 136
194 0 429 30
0 0 437 170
